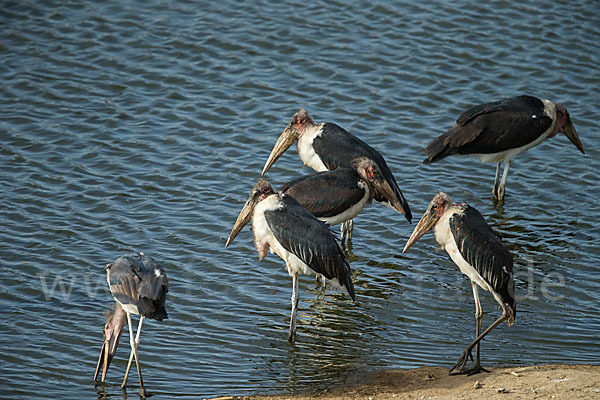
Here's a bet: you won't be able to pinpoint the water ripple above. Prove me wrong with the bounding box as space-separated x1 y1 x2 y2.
1 0 599 399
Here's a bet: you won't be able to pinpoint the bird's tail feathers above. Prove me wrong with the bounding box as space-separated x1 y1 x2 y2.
138 274 169 320
323 257 355 302
424 135 453 164
138 296 168 321
343 261 356 301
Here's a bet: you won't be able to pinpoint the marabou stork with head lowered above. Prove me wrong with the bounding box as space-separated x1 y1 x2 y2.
94 252 168 395
403 192 516 375
280 157 395 242
261 109 412 239
423 95 584 201
225 179 355 342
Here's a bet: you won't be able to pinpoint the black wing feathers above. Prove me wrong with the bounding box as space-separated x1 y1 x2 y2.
313 123 411 222
265 195 355 300
313 123 382 170
109 253 169 320
449 206 515 311
456 95 543 125
425 95 553 163
281 168 365 218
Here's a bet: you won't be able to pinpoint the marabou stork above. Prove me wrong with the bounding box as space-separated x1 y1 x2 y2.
94 252 168 395
280 157 395 242
424 95 584 201
225 179 355 342
402 192 516 375
261 108 412 239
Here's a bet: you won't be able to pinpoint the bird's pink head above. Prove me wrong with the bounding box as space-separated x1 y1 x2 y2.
430 192 453 217
402 192 453 253
289 108 315 135
261 109 316 176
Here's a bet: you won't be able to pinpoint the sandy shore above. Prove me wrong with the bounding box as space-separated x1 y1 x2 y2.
209 364 600 400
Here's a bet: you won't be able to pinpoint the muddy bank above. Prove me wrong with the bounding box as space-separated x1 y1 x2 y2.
217 364 600 400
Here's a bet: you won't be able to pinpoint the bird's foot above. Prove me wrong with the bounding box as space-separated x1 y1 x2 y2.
121 384 148 398
287 332 296 344
341 240 355 259
492 184 506 202
495 188 506 202
288 323 297 344
492 190 505 206
450 362 490 376
467 364 490 376
448 346 475 375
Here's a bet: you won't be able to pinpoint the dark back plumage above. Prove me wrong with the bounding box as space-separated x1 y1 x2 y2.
108 253 169 321
264 194 355 300
424 95 553 163
280 168 366 218
312 123 411 222
449 206 516 318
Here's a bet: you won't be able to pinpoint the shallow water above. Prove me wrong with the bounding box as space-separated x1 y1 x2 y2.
1 0 599 398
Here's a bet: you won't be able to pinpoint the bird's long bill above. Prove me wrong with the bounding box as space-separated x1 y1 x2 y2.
261 126 298 176
225 198 255 247
94 339 110 382
402 209 438 253
563 118 585 154
93 304 126 382
374 179 406 214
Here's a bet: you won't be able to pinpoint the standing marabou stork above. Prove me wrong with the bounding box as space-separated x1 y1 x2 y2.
94 252 168 395
402 192 516 375
261 108 412 239
225 179 355 342
280 157 395 242
424 95 585 201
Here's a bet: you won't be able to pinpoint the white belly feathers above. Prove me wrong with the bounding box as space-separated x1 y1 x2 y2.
252 194 316 278
297 124 328 172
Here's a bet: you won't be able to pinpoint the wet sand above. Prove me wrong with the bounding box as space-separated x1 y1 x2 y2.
211 364 600 400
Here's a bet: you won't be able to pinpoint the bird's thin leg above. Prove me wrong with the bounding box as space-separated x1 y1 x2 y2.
288 273 299 343
346 219 354 241
121 314 145 395
451 282 491 375
497 161 511 201
340 219 355 243
343 236 354 257
449 307 508 375
315 273 326 290
493 163 501 197
121 313 135 388
133 317 145 393
473 284 482 366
